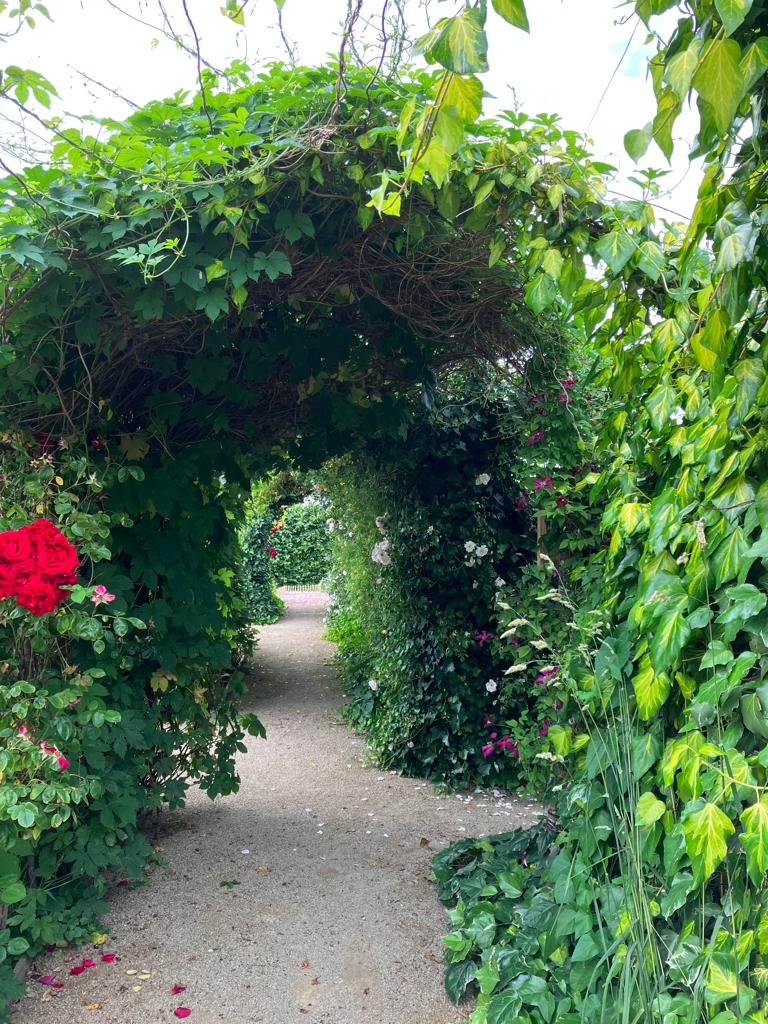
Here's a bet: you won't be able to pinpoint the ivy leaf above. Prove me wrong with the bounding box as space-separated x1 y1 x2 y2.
645 381 678 434
444 959 477 1004
683 800 735 887
715 0 753 36
442 73 483 122
491 0 529 31
710 526 750 587
692 38 747 135
690 308 730 372
594 229 635 273
624 125 651 162
525 273 557 314
731 359 765 424
636 239 665 281
637 791 666 826
652 88 682 159
424 8 489 75
714 201 756 271
651 608 691 674
716 583 767 632
741 38 768 89
486 990 523 1024
664 41 702 99
633 655 671 720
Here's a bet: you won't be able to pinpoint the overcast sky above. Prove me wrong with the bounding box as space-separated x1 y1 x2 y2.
7 0 700 217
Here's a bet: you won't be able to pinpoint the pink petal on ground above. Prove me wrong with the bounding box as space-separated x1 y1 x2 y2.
174 1009 191 1018
101 954 117 963
38 975 56 985
171 985 186 995
82 959 97 968
70 965 86 975
52 983 64 989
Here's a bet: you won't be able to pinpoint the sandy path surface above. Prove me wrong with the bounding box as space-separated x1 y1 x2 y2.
13 592 541 1024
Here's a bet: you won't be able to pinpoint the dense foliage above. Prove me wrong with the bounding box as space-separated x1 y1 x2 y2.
427 3 768 1023
0 437 260 1008
266 500 331 587
324 368 593 791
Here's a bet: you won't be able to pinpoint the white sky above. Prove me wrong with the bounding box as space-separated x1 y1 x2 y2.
6 0 700 218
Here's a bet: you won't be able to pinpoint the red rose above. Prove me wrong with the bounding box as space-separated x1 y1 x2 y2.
27 521 78 576
16 578 59 615
0 527 34 564
0 561 34 599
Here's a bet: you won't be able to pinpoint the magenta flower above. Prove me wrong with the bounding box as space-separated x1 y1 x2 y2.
57 756 70 771
483 715 493 728
511 634 520 647
528 431 545 446
267 547 277 558
481 743 495 758
558 391 573 404
562 377 575 390
539 725 549 736
533 475 553 491
474 631 495 648
90 584 115 605
556 495 568 507
554 699 564 711
514 492 529 510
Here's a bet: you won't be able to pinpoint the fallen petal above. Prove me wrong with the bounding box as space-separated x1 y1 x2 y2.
39 976 56 985
100 954 117 963
52 983 64 989
174 1009 191 1018
171 985 186 995
70 966 86 976
82 959 97 968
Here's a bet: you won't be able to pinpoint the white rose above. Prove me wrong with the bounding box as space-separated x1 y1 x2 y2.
368 679 378 691
670 405 685 425
475 473 491 485
485 680 498 693
494 577 506 588
475 545 489 558
464 540 476 552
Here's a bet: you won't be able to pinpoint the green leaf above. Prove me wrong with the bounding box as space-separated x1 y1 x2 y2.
652 88 682 159
637 791 666 825
594 229 635 273
486 990 523 1024
424 8 489 75
714 201 757 271
715 0 753 35
442 73 483 122
664 41 702 98
7 937 29 956
525 273 557 314
683 801 735 886
690 308 730 372
710 526 749 587
645 382 678 434
0 879 26 904
636 239 665 281
651 608 691 674
445 958 477 1004
491 0 529 31
692 38 747 135
741 38 768 89
716 583 767 629
624 125 651 162
633 655 671 720
732 358 765 424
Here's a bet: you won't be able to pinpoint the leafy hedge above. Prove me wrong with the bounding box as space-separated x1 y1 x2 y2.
323 369 593 791
0 438 263 1014
268 500 331 587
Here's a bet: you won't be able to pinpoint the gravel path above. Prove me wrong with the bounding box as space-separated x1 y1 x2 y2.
13 592 541 1024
